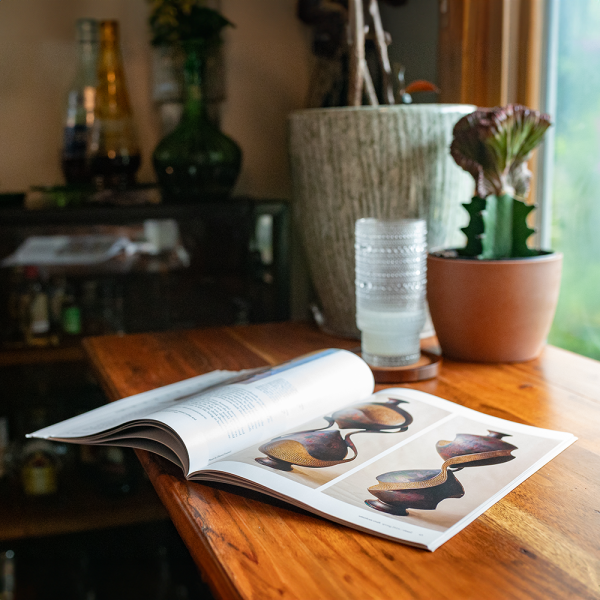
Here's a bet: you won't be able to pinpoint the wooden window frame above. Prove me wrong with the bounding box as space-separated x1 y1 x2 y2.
437 0 555 246
438 0 545 109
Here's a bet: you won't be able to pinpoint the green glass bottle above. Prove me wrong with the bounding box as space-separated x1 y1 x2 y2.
152 41 242 202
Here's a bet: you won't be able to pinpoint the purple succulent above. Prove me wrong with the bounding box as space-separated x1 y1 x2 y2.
450 104 552 200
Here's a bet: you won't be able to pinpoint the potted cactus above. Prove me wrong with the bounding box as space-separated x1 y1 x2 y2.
427 104 563 362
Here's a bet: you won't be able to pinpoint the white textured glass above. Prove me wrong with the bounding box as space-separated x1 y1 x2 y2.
355 218 427 367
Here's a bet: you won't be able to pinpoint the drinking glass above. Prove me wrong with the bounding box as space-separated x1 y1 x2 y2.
355 218 427 367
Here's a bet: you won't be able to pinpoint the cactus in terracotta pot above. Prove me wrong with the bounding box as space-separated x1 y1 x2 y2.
450 104 552 259
426 103 563 362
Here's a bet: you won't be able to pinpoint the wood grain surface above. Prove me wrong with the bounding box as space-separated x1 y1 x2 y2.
83 322 600 600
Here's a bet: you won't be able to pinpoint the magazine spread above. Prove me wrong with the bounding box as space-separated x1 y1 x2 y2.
29 349 576 551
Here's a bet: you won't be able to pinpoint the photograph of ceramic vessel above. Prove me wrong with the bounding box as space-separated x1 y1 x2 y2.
255 399 414 471
365 430 518 516
435 431 518 468
330 398 413 431
365 468 465 516
255 429 360 471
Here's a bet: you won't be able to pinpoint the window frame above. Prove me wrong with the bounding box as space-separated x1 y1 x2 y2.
437 0 555 247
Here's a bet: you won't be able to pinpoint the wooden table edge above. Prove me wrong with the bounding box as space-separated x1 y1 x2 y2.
83 335 246 600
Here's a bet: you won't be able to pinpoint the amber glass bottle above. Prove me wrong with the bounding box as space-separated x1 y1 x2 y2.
90 20 141 189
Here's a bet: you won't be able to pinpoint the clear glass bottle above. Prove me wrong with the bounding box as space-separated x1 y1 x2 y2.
152 41 242 202
20 406 60 499
62 19 99 185
90 20 141 189
22 267 51 348
61 282 82 337
0 550 15 600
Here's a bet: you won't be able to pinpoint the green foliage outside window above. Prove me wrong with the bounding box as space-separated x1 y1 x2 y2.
548 0 600 359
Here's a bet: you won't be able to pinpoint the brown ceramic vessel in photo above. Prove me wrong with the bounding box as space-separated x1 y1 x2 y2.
427 252 563 362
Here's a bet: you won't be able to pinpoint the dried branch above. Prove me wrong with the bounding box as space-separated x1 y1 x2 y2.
347 0 365 106
362 59 379 105
368 0 394 104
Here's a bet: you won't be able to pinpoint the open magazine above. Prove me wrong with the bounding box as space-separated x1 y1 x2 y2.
29 349 576 551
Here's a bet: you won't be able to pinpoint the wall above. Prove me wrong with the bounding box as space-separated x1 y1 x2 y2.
220 0 313 198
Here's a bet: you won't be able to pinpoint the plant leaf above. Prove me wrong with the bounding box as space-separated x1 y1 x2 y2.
148 1 233 47
457 196 486 258
511 199 537 257
450 104 551 200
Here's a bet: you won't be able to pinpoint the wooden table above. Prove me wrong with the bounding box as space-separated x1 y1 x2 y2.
84 322 600 600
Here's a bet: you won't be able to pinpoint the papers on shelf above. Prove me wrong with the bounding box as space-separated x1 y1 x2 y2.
1 235 133 267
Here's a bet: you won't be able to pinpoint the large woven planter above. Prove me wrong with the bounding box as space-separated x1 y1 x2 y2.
289 104 475 338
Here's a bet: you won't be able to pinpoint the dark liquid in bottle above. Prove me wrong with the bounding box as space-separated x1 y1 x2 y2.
62 124 92 184
90 154 141 189
61 157 90 184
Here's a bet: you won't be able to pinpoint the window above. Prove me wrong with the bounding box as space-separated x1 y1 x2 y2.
545 0 600 359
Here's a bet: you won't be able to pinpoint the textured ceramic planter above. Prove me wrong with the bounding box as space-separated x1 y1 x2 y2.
427 252 563 362
289 104 475 338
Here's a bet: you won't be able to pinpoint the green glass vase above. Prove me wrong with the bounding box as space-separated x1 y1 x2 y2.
153 41 242 202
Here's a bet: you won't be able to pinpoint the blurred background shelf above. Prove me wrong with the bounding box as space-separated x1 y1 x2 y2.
0 344 86 367
0 477 168 542
0 197 290 328
0 196 255 226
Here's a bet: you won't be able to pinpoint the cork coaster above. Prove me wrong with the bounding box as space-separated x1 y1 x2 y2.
364 350 441 383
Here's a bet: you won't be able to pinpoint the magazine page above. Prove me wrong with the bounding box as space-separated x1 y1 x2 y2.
152 349 374 474
29 349 375 476
195 388 576 550
29 369 245 440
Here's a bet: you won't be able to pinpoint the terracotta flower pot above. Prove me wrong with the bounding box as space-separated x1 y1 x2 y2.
427 252 563 362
